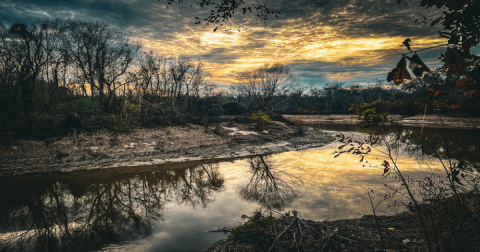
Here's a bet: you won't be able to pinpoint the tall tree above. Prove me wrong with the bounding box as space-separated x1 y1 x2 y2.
62 20 140 113
233 63 298 110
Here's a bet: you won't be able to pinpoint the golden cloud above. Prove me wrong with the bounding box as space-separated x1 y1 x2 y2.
133 17 446 86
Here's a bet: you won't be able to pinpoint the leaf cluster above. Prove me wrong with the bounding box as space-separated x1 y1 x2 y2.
247 110 271 125
349 103 398 130
160 0 281 31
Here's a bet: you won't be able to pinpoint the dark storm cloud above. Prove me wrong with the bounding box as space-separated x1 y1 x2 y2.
0 0 206 40
0 0 437 42
0 0 448 86
269 0 440 38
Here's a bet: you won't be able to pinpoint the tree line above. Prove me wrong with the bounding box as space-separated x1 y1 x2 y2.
0 18 476 137
0 18 210 130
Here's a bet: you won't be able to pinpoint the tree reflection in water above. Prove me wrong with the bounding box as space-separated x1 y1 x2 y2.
381 127 480 171
0 163 224 252
323 124 480 171
237 156 302 211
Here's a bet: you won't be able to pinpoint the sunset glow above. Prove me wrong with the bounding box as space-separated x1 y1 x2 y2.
0 0 450 86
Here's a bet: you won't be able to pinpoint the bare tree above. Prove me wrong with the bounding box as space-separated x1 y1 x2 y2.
62 20 140 113
0 20 55 112
233 62 298 111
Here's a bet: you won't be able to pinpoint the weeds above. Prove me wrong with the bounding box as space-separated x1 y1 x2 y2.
332 103 480 251
293 116 306 136
248 111 272 130
231 210 275 250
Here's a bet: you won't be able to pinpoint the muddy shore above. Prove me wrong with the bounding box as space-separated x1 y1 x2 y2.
2 114 478 177
0 122 334 177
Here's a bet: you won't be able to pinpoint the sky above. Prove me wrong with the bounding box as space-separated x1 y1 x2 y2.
0 0 457 88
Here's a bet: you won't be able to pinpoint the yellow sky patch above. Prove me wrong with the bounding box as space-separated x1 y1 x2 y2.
134 19 445 86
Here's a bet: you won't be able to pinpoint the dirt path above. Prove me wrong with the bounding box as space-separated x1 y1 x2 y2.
284 114 480 129
0 122 334 177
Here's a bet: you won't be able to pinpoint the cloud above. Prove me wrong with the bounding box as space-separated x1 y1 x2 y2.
0 0 449 87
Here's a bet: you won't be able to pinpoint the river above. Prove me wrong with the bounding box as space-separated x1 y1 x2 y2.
0 125 478 252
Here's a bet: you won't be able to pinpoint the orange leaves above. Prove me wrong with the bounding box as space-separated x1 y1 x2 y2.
427 89 446 96
456 77 469 87
387 57 411 86
434 90 447 96
456 77 479 97
451 104 461 109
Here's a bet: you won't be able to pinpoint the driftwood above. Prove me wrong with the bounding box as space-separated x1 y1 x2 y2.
267 216 297 251
205 210 427 252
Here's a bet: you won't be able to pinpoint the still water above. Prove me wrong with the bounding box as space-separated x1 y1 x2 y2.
0 126 477 252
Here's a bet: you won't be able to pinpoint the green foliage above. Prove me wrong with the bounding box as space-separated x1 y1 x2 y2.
222 102 247 115
206 103 224 117
231 210 274 247
350 103 397 130
55 96 102 115
371 99 389 113
248 111 271 125
296 108 309 114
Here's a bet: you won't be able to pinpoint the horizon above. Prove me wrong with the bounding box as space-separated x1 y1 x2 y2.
1 0 476 88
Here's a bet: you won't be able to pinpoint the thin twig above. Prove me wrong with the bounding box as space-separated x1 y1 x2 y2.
267 217 297 251
297 218 304 247
369 192 387 251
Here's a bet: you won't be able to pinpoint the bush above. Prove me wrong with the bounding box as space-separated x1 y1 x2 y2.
56 96 102 115
371 99 390 113
231 210 274 249
206 103 224 117
248 111 271 126
223 102 247 115
390 99 414 115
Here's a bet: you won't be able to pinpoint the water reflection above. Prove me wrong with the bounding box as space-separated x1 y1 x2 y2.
237 156 302 210
0 163 224 252
321 124 480 170
1 125 473 252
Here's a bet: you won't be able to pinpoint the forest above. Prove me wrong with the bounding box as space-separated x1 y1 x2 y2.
1 18 477 141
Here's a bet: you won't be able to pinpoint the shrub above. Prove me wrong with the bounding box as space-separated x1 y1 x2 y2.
231 210 274 248
371 99 390 113
223 102 247 115
294 116 306 136
56 96 101 115
248 111 271 126
206 103 224 117
390 99 413 115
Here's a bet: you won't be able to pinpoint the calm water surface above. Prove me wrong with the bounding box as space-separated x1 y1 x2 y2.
1 126 477 252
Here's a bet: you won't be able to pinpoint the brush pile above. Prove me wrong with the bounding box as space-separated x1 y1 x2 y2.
206 210 428 252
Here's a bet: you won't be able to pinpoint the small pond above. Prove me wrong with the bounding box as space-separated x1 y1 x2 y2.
0 125 478 252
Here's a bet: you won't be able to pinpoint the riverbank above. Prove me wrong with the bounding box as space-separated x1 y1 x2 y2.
206 189 480 252
205 210 426 252
284 114 480 129
0 122 334 176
